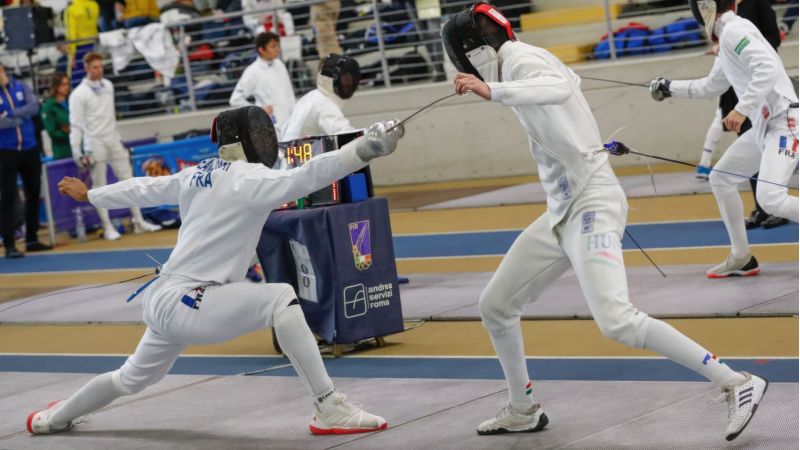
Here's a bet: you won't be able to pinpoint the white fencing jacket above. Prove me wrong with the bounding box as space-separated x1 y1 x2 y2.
282 77 355 141
229 58 296 140
487 40 613 228
69 78 120 158
88 143 366 285
670 12 798 134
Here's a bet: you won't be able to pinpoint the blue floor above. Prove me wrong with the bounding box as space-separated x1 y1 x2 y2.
1 221 796 273
0 355 796 382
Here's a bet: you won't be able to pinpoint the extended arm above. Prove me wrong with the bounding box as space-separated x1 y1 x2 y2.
84 173 185 209
665 57 731 99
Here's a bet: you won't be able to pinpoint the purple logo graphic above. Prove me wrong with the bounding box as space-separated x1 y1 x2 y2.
348 220 372 271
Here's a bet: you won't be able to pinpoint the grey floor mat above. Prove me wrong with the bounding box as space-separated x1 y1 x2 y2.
420 172 800 210
1 263 796 324
1 374 795 449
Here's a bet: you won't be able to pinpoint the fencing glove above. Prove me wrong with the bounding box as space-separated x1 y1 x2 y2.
650 77 672 101
355 120 405 162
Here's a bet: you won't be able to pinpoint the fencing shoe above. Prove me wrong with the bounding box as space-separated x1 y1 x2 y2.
103 226 121 241
721 372 768 441
27 401 72 434
310 392 387 435
706 253 759 278
477 402 549 435
133 220 162 234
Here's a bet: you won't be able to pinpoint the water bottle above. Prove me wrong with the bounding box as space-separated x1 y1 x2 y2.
74 208 87 242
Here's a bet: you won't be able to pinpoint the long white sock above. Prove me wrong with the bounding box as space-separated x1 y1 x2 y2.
49 372 125 429
96 207 113 231
711 185 750 259
489 327 534 411
274 304 334 402
699 148 714 168
130 207 146 224
644 319 745 387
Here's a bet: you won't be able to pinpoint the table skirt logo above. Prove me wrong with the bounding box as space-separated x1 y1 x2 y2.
343 284 367 318
348 220 372 271
343 282 394 319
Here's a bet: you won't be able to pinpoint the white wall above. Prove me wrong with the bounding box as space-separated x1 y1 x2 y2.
117 42 799 186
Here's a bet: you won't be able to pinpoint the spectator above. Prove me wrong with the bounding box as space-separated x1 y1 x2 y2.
69 52 162 240
97 0 122 32
118 0 159 28
41 73 72 160
64 0 99 85
0 65 52 258
230 32 296 140
282 54 359 141
241 0 293 36
311 1 342 58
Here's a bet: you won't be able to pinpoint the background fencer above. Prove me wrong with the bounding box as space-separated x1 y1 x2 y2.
442 3 768 441
69 52 162 241
651 0 798 278
282 54 360 142
33 106 404 436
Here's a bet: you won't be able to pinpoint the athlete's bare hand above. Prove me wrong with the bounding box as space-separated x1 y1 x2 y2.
58 176 89 202
454 73 491 100
723 109 747 133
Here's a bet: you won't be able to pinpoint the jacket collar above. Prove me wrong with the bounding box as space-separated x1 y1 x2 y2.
316 75 345 108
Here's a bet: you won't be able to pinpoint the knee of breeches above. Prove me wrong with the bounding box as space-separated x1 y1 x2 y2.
755 185 786 217
112 366 164 396
594 310 650 349
707 170 729 190
271 283 300 325
479 290 512 333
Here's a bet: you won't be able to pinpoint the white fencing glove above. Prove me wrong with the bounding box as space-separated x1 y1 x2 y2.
649 77 672 101
355 120 405 162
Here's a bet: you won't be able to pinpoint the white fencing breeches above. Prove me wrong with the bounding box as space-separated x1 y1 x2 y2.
88 137 142 227
113 280 296 394
709 110 799 256
479 182 649 348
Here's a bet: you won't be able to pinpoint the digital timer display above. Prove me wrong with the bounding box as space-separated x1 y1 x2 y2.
279 136 339 206
285 142 316 167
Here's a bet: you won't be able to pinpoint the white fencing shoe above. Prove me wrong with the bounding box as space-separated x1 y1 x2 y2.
706 253 759 278
477 402 549 435
133 220 162 234
722 372 769 441
103 226 121 241
310 392 387 435
27 401 72 435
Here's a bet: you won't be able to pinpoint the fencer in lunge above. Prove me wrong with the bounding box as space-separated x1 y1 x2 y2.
69 52 162 240
442 3 768 441
650 0 798 278
31 106 404 436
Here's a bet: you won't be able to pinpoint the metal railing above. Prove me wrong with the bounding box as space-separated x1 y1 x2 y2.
1 0 796 121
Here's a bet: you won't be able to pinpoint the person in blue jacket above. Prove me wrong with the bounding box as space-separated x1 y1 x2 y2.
0 65 52 258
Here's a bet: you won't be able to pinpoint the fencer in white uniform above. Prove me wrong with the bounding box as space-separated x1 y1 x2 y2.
651 0 798 278
283 54 360 141
442 3 768 441
69 53 161 240
229 33 296 140
33 106 404 436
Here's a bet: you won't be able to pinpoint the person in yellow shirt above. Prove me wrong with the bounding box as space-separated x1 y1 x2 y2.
64 0 99 85
119 0 160 28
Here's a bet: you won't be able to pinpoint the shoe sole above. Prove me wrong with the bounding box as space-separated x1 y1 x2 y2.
726 377 769 442
309 422 388 435
707 268 760 279
477 412 549 436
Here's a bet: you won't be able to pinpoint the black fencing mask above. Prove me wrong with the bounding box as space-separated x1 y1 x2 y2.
442 2 514 82
320 54 361 100
211 106 278 168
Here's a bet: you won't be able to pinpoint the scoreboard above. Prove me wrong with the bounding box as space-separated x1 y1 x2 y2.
278 131 372 208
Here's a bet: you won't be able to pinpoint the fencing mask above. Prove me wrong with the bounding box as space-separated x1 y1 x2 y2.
442 2 514 83
690 0 735 42
211 106 279 168
319 54 361 100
